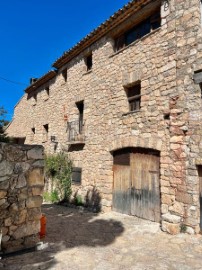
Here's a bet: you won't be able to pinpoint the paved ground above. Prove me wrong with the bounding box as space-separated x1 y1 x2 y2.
1 204 202 270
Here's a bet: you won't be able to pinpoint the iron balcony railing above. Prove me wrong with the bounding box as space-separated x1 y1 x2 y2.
67 119 85 143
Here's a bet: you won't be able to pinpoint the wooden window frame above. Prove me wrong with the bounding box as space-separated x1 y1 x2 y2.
114 8 161 52
125 83 141 112
72 167 82 184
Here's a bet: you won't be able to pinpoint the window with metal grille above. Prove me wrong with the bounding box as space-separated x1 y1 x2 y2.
72 167 82 184
114 8 161 52
125 83 141 112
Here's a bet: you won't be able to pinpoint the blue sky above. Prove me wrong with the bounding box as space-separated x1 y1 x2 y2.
0 0 130 121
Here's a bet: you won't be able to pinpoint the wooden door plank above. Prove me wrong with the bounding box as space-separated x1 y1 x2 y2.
113 164 130 215
130 151 160 222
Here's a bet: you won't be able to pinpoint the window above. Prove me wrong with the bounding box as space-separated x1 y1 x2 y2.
72 167 82 184
31 127 35 141
31 93 37 106
114 9 161 51
76 101 84 133
125 83 141 112
200 84 202 98
43 124 49 142
85 53 92 71
12 137 26 145
62 68 67 82
45 86 49 96
33 93 37 102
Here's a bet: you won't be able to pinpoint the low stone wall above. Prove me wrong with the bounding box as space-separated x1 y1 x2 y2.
0 143 44 253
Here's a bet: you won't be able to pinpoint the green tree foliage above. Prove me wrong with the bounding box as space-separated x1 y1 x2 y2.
0 106 9 142
45 153 72 202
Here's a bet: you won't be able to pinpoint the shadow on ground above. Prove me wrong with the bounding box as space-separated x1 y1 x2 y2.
2 204 124 270
43 204 124 248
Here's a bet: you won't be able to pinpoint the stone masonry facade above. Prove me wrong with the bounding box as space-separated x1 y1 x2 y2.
6 0 202 234
0 143 44 253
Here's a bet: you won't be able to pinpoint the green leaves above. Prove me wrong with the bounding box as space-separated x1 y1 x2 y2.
0 106 9 142
45 153 72 201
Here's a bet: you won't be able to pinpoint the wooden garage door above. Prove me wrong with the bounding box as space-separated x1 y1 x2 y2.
113 148 160 222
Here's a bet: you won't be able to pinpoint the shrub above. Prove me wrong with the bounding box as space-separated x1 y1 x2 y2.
43 190 59 203
45 153 72 202
0 106 10 143
75 195 83 206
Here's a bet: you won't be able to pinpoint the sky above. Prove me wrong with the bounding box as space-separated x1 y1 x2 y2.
0 0 130 121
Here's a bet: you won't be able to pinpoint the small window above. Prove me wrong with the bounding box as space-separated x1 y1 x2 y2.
33 93 37 102
125 83 141 112
45 87 49 96
43 124 49 142
76 101 84 133
85 53 92 71
44 124 48 133
31 127 35 141
72 167 82 184
62 68 67 82
200 83 202 98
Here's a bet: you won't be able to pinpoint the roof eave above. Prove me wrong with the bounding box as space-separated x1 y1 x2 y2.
52 0 153 69
24 70 57 94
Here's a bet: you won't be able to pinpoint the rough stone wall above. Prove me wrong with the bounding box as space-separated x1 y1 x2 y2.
0 143 44 253
6 0 202 234
159 0 202 235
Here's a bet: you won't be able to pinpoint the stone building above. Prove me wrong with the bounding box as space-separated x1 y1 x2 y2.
6 0 202 234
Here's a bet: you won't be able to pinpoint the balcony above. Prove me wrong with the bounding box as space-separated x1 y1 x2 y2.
67 120 85 144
